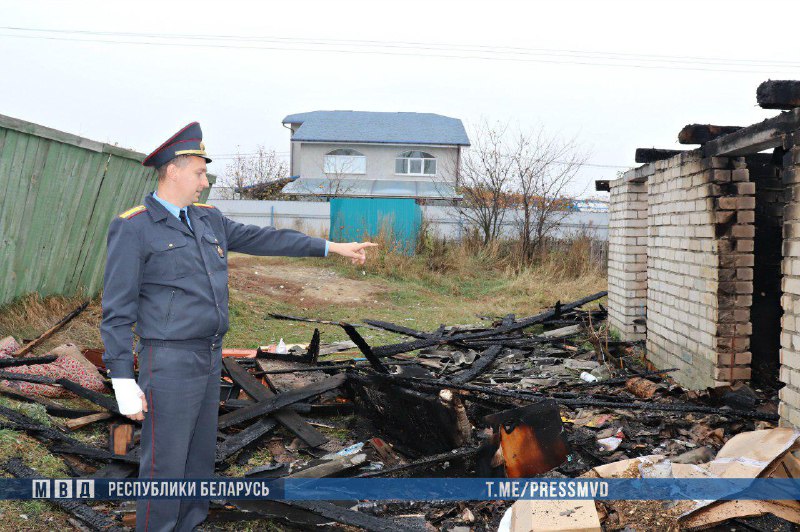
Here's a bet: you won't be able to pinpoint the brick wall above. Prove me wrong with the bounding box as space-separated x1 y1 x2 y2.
780 147 800 427
607 178 648 341
646 153 755 389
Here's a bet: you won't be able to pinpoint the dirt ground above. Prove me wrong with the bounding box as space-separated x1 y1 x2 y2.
228 256 387 309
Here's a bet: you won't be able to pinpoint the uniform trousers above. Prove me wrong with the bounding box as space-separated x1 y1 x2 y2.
135 338 222 532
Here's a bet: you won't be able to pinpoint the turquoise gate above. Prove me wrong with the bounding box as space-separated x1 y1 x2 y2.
329 198 422 253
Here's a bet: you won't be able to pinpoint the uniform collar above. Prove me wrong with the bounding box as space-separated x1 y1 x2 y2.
144 193 169 222
152 190 187 221
144 192 211 223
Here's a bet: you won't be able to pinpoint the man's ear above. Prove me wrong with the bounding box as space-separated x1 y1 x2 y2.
165 162 178 182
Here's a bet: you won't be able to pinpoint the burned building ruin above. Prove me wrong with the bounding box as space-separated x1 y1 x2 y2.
600 80 800 427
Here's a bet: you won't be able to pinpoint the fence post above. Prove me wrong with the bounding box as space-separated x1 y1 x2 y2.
270 205 275 227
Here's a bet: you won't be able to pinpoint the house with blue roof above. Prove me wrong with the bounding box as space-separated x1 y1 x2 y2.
280 110 470 249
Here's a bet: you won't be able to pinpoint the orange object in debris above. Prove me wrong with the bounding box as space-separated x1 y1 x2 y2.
222 349 257 358
485 400 570 478
81 348 105 369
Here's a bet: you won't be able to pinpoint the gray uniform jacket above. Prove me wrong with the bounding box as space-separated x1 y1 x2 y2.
100 192 327 379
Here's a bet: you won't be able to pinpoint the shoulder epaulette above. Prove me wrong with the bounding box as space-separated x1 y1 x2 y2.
193 203 215 209
119 205 147 219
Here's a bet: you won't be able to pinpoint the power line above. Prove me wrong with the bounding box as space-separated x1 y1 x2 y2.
0 26 796 74
3 26 799 68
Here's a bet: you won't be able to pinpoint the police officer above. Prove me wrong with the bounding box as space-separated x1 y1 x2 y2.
100 122 376 532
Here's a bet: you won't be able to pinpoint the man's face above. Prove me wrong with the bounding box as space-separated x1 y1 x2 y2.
170 156 210 206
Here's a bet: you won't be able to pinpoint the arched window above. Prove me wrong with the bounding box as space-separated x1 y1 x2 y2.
323 148 366 174
395 151 436 176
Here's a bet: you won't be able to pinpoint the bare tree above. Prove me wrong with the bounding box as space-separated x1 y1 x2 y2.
217 146 290 199
511 129 586 260
450 120 517 244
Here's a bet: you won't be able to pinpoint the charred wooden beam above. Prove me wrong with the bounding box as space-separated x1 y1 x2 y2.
307 328 320 363
678 124 743 145
0 404 138 463
4 458 124 531
357 446 477 478
217 374 346 429
222 358 327 448
216 418 278 463
371 291 607 358
56 378 120 414
362 319 431 339
0 383 97 418
635 148 685 163
703 108 800 157
13 300 90 357
341 323 390 373
255 360 416 375
280 500 421 532
448 345 503 385
757 80 800 110
363 371 779 421
0 355 57 368
0 371 55 385
268 312 381 331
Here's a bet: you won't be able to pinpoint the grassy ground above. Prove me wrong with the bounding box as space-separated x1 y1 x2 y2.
0 238 606 529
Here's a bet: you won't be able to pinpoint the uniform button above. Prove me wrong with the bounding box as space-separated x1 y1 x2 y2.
208 271 212 276
168 243 174 248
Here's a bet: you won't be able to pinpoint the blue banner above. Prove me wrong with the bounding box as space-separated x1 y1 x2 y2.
2 478 800 501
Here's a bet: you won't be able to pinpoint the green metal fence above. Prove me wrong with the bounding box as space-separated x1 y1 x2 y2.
0 114 215 306
330 197 422 253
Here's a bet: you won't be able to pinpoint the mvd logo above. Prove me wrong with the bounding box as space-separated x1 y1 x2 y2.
32 479 95 499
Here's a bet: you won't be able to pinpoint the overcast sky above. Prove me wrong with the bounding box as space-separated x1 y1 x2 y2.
2 0 798 197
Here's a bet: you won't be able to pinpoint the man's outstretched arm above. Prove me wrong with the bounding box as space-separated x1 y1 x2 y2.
222 215 376 262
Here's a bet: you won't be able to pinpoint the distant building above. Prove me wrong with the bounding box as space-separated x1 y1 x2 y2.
281 110 469 202
280 111 470 250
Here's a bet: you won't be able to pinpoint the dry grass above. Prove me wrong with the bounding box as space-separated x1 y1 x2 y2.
0 292 103 352
0 234 606 351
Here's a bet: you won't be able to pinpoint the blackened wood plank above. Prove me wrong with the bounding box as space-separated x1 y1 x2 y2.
757 80 800 110
678 124 743 144
0 355 57 368
341 323 390 373
448 345 503 384
362 319 430 339
635 148 684 163
217 374 346 429
222 358 328 448
0 383 97 418
56 378 120 413
372 291 607 358
307 328 320 363
216 418 278 462
356 446 478 478
13 300 90 357
282 500 422 532
703 108 800 157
